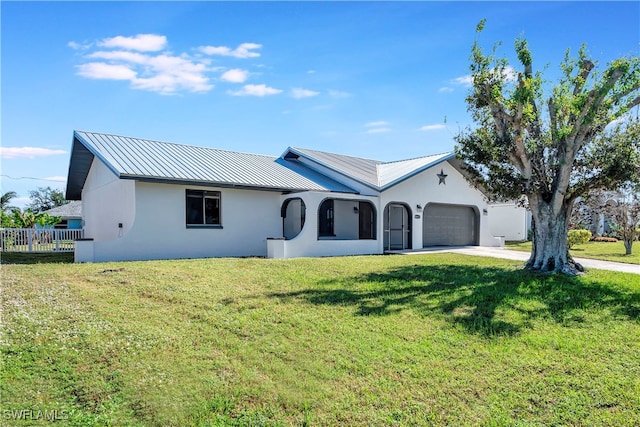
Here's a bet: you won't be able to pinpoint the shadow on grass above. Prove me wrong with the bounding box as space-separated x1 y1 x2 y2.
268 264 639 337
1 252 75 264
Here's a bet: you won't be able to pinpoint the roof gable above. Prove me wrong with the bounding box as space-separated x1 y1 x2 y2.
282 147 454 191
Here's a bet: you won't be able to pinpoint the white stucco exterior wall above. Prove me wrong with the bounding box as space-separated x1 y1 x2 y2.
271 192 380 258
488 203 531 241
87 180 283 262
380 160 502 248
81 158 136 242
77 157 503 263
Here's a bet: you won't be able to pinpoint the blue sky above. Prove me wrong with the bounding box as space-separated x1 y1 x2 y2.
2 1 638 208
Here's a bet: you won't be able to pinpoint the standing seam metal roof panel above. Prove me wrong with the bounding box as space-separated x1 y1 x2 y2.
70 131 357 193
288 147 381 187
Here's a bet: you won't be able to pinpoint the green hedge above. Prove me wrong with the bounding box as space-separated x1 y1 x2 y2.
568 229 592 248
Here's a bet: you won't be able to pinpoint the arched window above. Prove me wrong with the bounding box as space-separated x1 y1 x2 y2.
281 198 306 239
358 201 376 240
318 199 334 237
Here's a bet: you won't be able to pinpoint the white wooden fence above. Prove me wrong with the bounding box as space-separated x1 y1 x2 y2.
0 228 84 253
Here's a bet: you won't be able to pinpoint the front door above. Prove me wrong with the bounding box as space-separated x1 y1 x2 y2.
384 203 411 250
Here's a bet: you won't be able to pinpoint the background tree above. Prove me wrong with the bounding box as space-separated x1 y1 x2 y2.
1 191 18 213
455 21 640 274
572 182 640 253
1 191 19 227
609 184 640 255
27 186 68 213
581 184 640 255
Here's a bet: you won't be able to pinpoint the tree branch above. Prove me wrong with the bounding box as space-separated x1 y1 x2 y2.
572 59 594 96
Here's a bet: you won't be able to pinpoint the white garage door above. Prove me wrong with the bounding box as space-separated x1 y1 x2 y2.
423 204 477 246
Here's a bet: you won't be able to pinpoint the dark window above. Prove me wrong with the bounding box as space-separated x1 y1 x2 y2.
358 201 376 239
318 199 334 237
186 190 221 226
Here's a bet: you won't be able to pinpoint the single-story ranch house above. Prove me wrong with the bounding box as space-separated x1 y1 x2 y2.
66 131 504 262
42 200 83 230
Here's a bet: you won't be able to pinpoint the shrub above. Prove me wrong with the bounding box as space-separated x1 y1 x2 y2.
568 229 592 248
592 236 618 243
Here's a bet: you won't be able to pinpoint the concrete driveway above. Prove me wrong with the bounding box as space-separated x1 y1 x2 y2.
390 246 640 275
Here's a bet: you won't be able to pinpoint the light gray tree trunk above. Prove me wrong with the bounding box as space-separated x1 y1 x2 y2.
623 238 633 255
527 197 579 274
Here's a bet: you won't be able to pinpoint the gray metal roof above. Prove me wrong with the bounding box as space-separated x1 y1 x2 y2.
66 131 356 200
42 201 82 219
285 147 454 190
287 147 381 187
65 130 458 201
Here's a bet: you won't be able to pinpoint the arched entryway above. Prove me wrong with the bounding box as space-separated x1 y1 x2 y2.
422 203 479 246
383 203 412 250
281 198 306 239
317 198 376 240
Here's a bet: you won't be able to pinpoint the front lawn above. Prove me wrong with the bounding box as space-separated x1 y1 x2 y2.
506 240 640 264
2 255 639 425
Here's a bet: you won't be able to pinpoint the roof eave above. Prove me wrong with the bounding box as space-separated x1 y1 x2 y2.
120 174 349 194
65 131 124 200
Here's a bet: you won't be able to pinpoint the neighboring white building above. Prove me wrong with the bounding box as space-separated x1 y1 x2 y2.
66 131 503 262
488 201 532 242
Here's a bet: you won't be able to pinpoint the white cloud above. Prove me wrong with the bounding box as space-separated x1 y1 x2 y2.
68 41 92 50
366 128 391 134
291 87 320 99
132 54 212 94
198 42 262 58
307 70 316 74
451 66 518 87
329 89 352 99
605 115 629 130
438 87 454 93
452 75 473 86
73 35 271 95
502 66 518 82
220 68 249 83
88 50 149 64
99 34 167 52
365 121 390 127
76 41 214 94
77 62 138 80
228 84 282 97
1 147 67 159
43 176 67 182
420 124 446 131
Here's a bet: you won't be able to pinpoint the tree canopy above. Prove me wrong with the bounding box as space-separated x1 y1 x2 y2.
27 186 69 213
455 21 640 274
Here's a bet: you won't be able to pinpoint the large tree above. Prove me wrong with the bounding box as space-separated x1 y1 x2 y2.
455 21 640 274
27 186 68 213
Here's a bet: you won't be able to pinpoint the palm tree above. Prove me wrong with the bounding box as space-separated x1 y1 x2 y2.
1 191 19 227
1 191 18 213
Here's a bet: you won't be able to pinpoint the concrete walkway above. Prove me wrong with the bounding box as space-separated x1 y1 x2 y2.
389 246 640 275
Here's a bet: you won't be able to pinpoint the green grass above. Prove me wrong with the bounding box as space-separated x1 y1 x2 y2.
506 240 640 265
1 251 75 264
2 254 640 425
